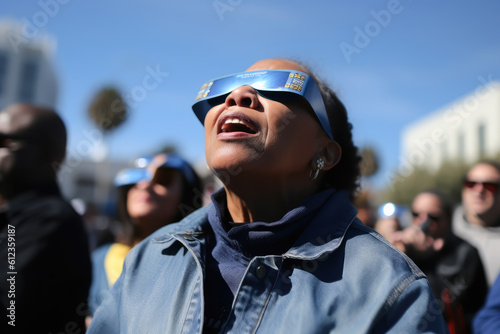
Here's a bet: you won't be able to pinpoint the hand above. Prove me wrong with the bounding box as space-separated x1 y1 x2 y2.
392 225 444 257
374 217 406 252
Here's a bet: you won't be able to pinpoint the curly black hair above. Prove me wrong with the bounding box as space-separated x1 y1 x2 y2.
305 68 361 200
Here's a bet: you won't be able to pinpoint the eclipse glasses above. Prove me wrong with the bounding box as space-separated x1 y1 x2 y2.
191 70 333 139
114 154 196 188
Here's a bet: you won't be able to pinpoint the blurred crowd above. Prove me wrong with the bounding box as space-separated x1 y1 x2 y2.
0 103 212 333
356 161 500 333
1 91 500 333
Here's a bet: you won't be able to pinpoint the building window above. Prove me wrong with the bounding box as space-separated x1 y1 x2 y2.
478 123 486 157
17 60 39 102
0 53 8 97
458 133 465 162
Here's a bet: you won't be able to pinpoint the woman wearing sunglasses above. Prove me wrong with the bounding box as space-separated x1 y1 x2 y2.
87 153 203 320
89 59 447 333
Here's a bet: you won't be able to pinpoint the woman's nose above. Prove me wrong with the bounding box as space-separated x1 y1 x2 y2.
225 85 261 110
134 180 152 190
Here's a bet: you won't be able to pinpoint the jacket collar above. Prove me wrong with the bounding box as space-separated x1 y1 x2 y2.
152 190 358 261
285 190 358 260
151 206 211 244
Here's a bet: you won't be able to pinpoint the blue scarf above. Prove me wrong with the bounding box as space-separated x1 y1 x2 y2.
203 187 335 332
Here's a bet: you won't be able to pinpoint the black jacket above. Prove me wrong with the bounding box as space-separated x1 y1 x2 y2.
0 181 91 333
412 233 488 334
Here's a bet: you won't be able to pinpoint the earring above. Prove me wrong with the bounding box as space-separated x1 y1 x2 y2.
309 158 325 181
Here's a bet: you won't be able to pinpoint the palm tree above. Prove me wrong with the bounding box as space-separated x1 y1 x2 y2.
88 87 127 132
359 146 379 178
87 87 127 205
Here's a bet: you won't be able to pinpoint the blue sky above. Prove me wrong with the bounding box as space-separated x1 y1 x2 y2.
3 0 500 190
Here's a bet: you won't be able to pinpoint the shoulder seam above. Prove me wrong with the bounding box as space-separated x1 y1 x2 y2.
350 221 426 279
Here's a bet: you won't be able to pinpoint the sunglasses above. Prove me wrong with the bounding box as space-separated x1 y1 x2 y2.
114 154 196 188
463 180 500 193
115 168 179 188
0 133 35 150
191 69 333 139
411 211 441 222
152 168 180 187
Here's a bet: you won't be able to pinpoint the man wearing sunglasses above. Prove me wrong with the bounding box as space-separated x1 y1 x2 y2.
0 104 91 333
453 161 500 287
392 190 487 333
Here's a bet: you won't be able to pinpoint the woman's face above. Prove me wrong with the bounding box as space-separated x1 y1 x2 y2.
204 59 327 183
127 167 183 226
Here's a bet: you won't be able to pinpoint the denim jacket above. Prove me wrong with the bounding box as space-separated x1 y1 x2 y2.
88 191 448 333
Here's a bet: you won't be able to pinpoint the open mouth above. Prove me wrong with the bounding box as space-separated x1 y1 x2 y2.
218 115 258 135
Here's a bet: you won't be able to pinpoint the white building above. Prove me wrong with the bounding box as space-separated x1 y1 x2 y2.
401 80 500 171
0 19 58 110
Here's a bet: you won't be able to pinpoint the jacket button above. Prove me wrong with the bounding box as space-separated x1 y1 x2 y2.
183 235 195 241
256 265 266 279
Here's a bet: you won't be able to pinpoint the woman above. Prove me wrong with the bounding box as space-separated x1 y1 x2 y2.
87 153 203 317
89 59 447 333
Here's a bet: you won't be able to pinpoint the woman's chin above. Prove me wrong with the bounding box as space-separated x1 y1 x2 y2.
209 146 262 166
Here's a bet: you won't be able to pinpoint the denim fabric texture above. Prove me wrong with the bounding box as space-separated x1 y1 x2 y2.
88 190 448 334
474 272 500 333
88 243 113 315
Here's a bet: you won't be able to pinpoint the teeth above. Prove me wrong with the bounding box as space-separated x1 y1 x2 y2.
221 117 250 132
224 118 245 125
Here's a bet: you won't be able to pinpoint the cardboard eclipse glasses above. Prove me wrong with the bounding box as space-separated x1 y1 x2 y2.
113 154 196 188
191 70 333 140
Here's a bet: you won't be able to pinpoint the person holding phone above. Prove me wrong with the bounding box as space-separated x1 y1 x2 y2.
393 190 487 333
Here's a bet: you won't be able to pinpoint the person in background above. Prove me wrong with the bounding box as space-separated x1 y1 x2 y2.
392 190 487 333
87 153 203 318
374 202 407 252
353 189 376 228
89 58 447 333
0 104 91 333
474 271 500 333
453 161 500 286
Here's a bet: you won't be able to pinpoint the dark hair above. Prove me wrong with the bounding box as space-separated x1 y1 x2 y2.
174 164 204 222
116 185 135 245
306 69 361 199
21 105 67 172
44 110 67 166
116 163 204 246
